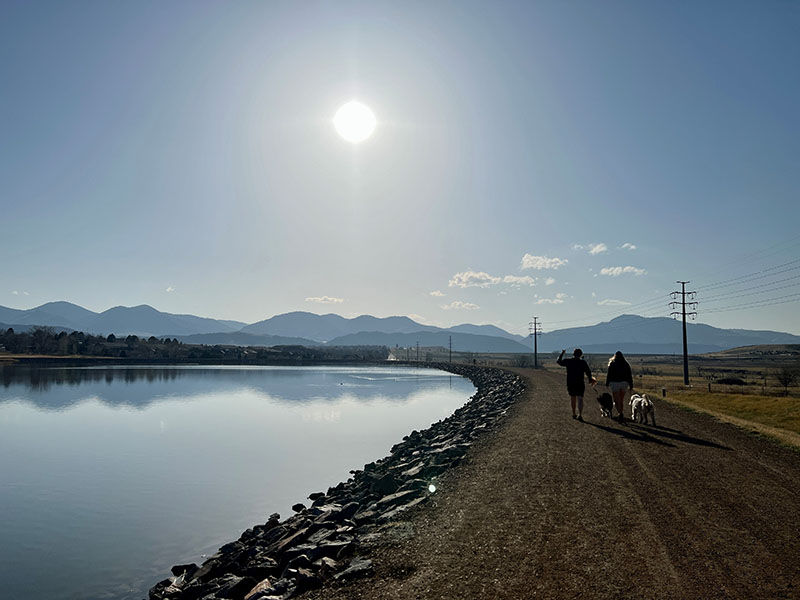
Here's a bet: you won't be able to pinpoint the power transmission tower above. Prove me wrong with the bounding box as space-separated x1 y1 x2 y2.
528 317 542 368
670 281 698 385
448 335 452 363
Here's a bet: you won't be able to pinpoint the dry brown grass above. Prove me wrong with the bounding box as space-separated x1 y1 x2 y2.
661 393 800 449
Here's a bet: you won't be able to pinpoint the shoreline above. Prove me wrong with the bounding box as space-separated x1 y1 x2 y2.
148 363 525 600
0 355 398 367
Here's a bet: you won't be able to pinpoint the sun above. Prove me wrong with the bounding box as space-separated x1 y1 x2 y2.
333 101 376 143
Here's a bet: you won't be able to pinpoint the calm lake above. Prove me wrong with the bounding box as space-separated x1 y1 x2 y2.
0 364 474 600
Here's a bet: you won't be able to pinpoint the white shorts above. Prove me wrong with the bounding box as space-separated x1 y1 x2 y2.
610 381 629 393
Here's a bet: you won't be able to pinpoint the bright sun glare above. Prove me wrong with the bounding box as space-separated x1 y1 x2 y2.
333 101 376 143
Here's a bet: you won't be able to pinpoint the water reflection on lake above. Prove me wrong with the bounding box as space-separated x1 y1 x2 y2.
0 365 473 600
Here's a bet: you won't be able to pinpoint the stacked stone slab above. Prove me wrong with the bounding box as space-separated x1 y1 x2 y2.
149 364 525 600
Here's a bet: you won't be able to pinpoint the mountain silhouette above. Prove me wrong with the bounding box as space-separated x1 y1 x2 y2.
242 312 438 341
538 314 800 354
0 302 245 337
1 303 799 354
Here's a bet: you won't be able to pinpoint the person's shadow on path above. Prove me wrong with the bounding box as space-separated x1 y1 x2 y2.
584 420 731 450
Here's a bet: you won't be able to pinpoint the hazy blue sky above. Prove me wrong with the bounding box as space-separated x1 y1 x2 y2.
2 1 799 334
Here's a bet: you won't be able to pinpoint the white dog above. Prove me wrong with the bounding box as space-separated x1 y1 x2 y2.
629 393 657 426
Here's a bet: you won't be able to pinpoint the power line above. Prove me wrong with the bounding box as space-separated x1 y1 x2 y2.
536 309 671 344
702 280 800 304
689 233 800 284
703 292 800 314
700 274 800 301
695 258 800 292
545 292 669 326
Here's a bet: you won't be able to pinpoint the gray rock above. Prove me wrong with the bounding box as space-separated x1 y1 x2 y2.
333 557 373 581
400 463 424 478
294 567 322 590
215 574 257 599
312 556 339 579
368 472 398 495
378 496 427 522
306 527 336 545
375 489 418 508
272 527 310 554
338 502 360 521
243 577 271 600
352 508 378 525
171 563 199 579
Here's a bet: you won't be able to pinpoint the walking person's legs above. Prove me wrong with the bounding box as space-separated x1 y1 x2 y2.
570 395 577 418
613 390 625 420
576 395 584 421
611 381 628 422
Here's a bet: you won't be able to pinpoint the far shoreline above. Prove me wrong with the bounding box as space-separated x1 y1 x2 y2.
0 355 422 368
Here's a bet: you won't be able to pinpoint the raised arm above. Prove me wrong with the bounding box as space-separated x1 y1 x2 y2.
557 349 566 366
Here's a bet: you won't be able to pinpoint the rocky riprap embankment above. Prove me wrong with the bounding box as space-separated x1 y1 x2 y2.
149 364 525 600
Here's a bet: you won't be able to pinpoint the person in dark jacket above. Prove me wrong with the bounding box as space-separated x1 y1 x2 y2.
606 350 634 423
556 348 596 421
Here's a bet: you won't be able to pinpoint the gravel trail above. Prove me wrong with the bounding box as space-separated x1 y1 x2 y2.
303 368 800 600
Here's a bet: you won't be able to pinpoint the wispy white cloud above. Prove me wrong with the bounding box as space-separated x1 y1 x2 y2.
597 299 632 306
520 254 568 270
591 292 597 297
534 292 568 305
449 270 501 288
448 271 538 289
502 275 537 287
11 290 18 295
441 301 480 310
544 277 556 286
165 286 176 293
620 242 637 250
573 243 608 255
600 266 647 277
429 290 445 297
306 296 344 304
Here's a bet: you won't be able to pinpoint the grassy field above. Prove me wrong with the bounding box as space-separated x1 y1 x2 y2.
666 390 800 434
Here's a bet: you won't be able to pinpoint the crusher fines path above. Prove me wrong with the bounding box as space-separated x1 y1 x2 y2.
304 368 800 600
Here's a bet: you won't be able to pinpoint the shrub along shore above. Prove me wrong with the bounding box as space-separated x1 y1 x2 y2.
148 363 525 600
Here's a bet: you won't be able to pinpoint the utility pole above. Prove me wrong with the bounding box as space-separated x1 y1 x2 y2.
448 335 452 363
415 341 419 361
670 281 698 386
528 317 542 368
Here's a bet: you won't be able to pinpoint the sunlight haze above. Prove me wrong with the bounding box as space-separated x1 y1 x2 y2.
2 1 799 335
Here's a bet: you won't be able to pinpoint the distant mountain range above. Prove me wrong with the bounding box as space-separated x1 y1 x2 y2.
2 302 799 354
0 302 245 337
537 314 800 355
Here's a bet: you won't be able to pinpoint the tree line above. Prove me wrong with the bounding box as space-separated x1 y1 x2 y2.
0 326 389 363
